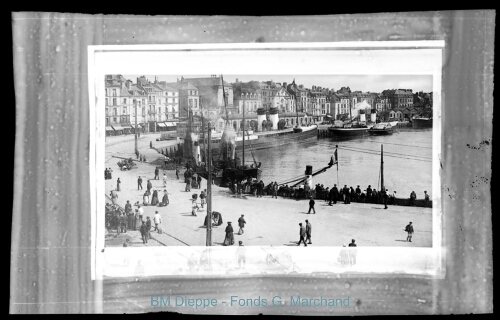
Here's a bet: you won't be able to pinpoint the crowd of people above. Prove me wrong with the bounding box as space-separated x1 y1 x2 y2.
229 177 430 207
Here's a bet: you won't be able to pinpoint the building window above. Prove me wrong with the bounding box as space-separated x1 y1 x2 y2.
113 117 117 123
113 89 117 96
105 98 108 106
114 108 117 115
123 98 126 104
113 98 117 106
122 107 126 115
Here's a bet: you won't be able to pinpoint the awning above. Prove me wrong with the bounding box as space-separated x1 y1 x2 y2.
111 125 125 130
164 122 173 127
105 126 114 131
129 124 140 129
157 122 166 127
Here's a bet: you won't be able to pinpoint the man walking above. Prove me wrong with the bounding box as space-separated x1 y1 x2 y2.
116 178 121 191
405 222 414 242
200 190 206 208
273 182 279 199
410 191 417 206
308 196 316 214
147 180 152 193
140 221 148 244
154 167 160 180
137 205 144 222
305 219 312 244
383 189 389 209
175 166 179 180
197 174 202 190
119 212 127 234
298 223 307 246
424 191 430 206
237 214 246 235
138 176 143 190
153 211 162 233
343 185 349 204
163 172 167 187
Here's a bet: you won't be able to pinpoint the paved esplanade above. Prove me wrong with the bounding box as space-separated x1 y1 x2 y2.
105 133 432 247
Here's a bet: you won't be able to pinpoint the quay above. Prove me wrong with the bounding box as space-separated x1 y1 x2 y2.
105 133 433 247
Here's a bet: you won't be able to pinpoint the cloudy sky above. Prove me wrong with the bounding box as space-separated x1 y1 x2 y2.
123 74 433 93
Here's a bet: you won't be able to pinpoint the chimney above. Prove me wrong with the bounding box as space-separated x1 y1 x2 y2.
236 78 238 83
125 80 132 90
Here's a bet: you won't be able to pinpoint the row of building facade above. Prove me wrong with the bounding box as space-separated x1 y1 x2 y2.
104 74 433 135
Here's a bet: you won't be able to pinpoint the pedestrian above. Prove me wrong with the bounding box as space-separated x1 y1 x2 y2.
186 176 192 192
147 180 152 193
162 189 170 206
355 185 361 202
140 221 148 244
348 239 357 265
339 244 349 265
191 194 199 216
164 155 168 168
110 190 118 205
236 241 246 269
105 168 109 180
343 185 349 204
154 167 160 180
329 184 338 205
197 174 202 189
116 178 121 191
308 196 316 214
127 210 135 231
138 176 143 190
405 222 414 242
424 191 430 206
175 166 179 180
223 222 235 246
137 205 144 222
273 182 279 199
163 172 167 187
134 209 140 230
151 190 159 206
383 189 389 209
200 190 206 208
305 219 312 244
143 155 147 162
410 191 417 206
150 141 153 149
237 214 246 235
119 212 127 233
143 191 150 206
297 223 307 246
108 168 113 180
366 185 372 202
125 200 132 215
146 217 152 240
153 211 162 233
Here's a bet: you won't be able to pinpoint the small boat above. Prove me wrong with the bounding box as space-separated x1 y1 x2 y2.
412 116 433 129
328 121 369 137
368 122 394 135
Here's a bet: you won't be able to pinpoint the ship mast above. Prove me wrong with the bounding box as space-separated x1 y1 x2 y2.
381 144 384 192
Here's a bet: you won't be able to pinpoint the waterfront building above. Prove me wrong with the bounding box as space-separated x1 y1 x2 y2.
232 82 262 115
382 89 414 109
181 76 234 128
105 75 134 135
271 86 295 113
164 80 196 119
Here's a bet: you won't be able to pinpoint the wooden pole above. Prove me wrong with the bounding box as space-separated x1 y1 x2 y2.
381 144 384 192
134 101 138 153
206 122 212 246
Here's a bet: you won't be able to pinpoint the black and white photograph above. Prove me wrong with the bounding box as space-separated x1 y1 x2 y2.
90 42 444 279
11 12 493 315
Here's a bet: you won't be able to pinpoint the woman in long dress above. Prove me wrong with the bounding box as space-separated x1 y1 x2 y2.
116 178 121 191
143 191 150 205
223 222 234 246
151 190 159 206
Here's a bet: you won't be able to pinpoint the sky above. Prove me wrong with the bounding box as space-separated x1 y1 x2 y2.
123 74 433 93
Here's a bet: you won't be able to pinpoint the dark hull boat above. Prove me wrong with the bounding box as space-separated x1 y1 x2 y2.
368 122 394 135
328 126 369 137
412 117 433 129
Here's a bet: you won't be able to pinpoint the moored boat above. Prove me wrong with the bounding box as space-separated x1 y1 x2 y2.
412 117 433 129
368 122 394 135
328 121 369 137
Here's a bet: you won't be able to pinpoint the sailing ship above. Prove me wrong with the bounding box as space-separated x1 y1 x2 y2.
187 75 262 187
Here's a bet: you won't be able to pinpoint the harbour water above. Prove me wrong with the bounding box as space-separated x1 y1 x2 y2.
245 129 433 199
